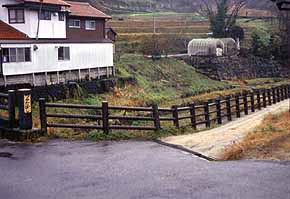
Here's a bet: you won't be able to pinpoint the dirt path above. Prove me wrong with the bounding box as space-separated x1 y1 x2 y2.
162 99 290 160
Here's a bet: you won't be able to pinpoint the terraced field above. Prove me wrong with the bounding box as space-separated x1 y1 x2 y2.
108 13 272 53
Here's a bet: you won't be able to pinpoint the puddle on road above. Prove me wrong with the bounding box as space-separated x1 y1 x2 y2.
0 152 13 158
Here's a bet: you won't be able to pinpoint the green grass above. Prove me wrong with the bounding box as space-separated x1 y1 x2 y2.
238 19 273 48
112 54 230 106
36 54 289 141
51 53 231 108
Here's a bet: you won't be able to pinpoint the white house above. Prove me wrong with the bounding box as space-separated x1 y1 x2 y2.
0 0 115 87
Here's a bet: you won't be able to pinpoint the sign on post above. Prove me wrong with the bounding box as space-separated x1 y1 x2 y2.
24 94 31 114
18 89 33 130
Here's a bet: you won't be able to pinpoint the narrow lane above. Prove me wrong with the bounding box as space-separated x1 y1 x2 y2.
0 140 289 199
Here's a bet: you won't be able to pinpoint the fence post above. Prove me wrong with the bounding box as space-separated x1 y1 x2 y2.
257 90 261 110
250 92 255 112
172 105 179 128
215 99 222 125
288 84 290 99
152 104 160 131
190 103 196 130
226 96 232 121
280 86 283 101
39 98 47 135
8 90 16 128
280 86 284 101
284 85 287 99
283 86 286 100
243 92 248 115
18 89 33 130
267 89 272 106
204 101 210 128
286 85 288 99
235 94 241 118
262 89 267 108
272 88 276 104
276 87 280 102
102 101 109 134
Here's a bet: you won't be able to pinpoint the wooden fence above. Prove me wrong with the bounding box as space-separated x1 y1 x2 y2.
39 84 290 134
0 90 16 128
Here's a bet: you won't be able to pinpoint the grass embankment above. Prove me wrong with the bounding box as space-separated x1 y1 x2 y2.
62 54 231 107
29 54 289 141
34 54 234 140
221 111 290 160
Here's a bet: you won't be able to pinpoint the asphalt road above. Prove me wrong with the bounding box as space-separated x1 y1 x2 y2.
0 140 290 199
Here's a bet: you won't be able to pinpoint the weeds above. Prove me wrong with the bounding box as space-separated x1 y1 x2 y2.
221 111 290 160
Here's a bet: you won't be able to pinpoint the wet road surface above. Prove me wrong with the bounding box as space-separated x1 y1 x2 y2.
0 140 290 199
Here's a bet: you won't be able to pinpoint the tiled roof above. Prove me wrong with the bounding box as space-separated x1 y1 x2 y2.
0 20 30 40
66 1 111 19
24 0 70 6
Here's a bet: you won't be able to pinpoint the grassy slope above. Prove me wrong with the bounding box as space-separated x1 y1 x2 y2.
39 54 231 139
31 54 288 140
221 111 290 160
58 54 290 108
77 54 230 107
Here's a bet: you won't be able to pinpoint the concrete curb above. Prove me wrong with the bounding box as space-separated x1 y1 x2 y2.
154 139 216 161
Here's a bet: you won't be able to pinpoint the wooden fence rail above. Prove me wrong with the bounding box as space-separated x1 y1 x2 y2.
39 84 290 134
0 90 16 128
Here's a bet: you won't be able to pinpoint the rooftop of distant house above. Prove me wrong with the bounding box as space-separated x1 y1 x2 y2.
66 1 111 19
23 0 70 6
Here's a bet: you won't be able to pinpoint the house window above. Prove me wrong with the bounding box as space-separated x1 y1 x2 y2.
2 48 31 63
8 9 25 24
68 19 80 28
39 10 51 20
85 20 96 30
58 47 70 61
58 13 65 21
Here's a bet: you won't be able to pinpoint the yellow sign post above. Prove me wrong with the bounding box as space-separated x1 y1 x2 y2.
18 89 33 130
24 95 31 114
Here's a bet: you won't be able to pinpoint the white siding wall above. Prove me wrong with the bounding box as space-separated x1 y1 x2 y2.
0 1 66 38
30 11 66 39
0 0 31 36
1 43 114 76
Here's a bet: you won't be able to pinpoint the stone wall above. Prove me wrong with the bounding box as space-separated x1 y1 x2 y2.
185 55 290 80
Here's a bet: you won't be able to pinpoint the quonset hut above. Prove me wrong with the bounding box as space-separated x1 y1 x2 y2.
188 38 237 57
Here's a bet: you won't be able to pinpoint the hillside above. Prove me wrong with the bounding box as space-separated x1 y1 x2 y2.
111 54 230 106
60 54 231 107
70 0 273 14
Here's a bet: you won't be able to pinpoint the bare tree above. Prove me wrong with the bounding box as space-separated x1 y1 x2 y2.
199 0 246 37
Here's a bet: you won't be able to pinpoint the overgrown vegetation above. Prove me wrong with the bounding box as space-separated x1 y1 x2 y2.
62 54 231 107
33 53 289 141
221 111 290 160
